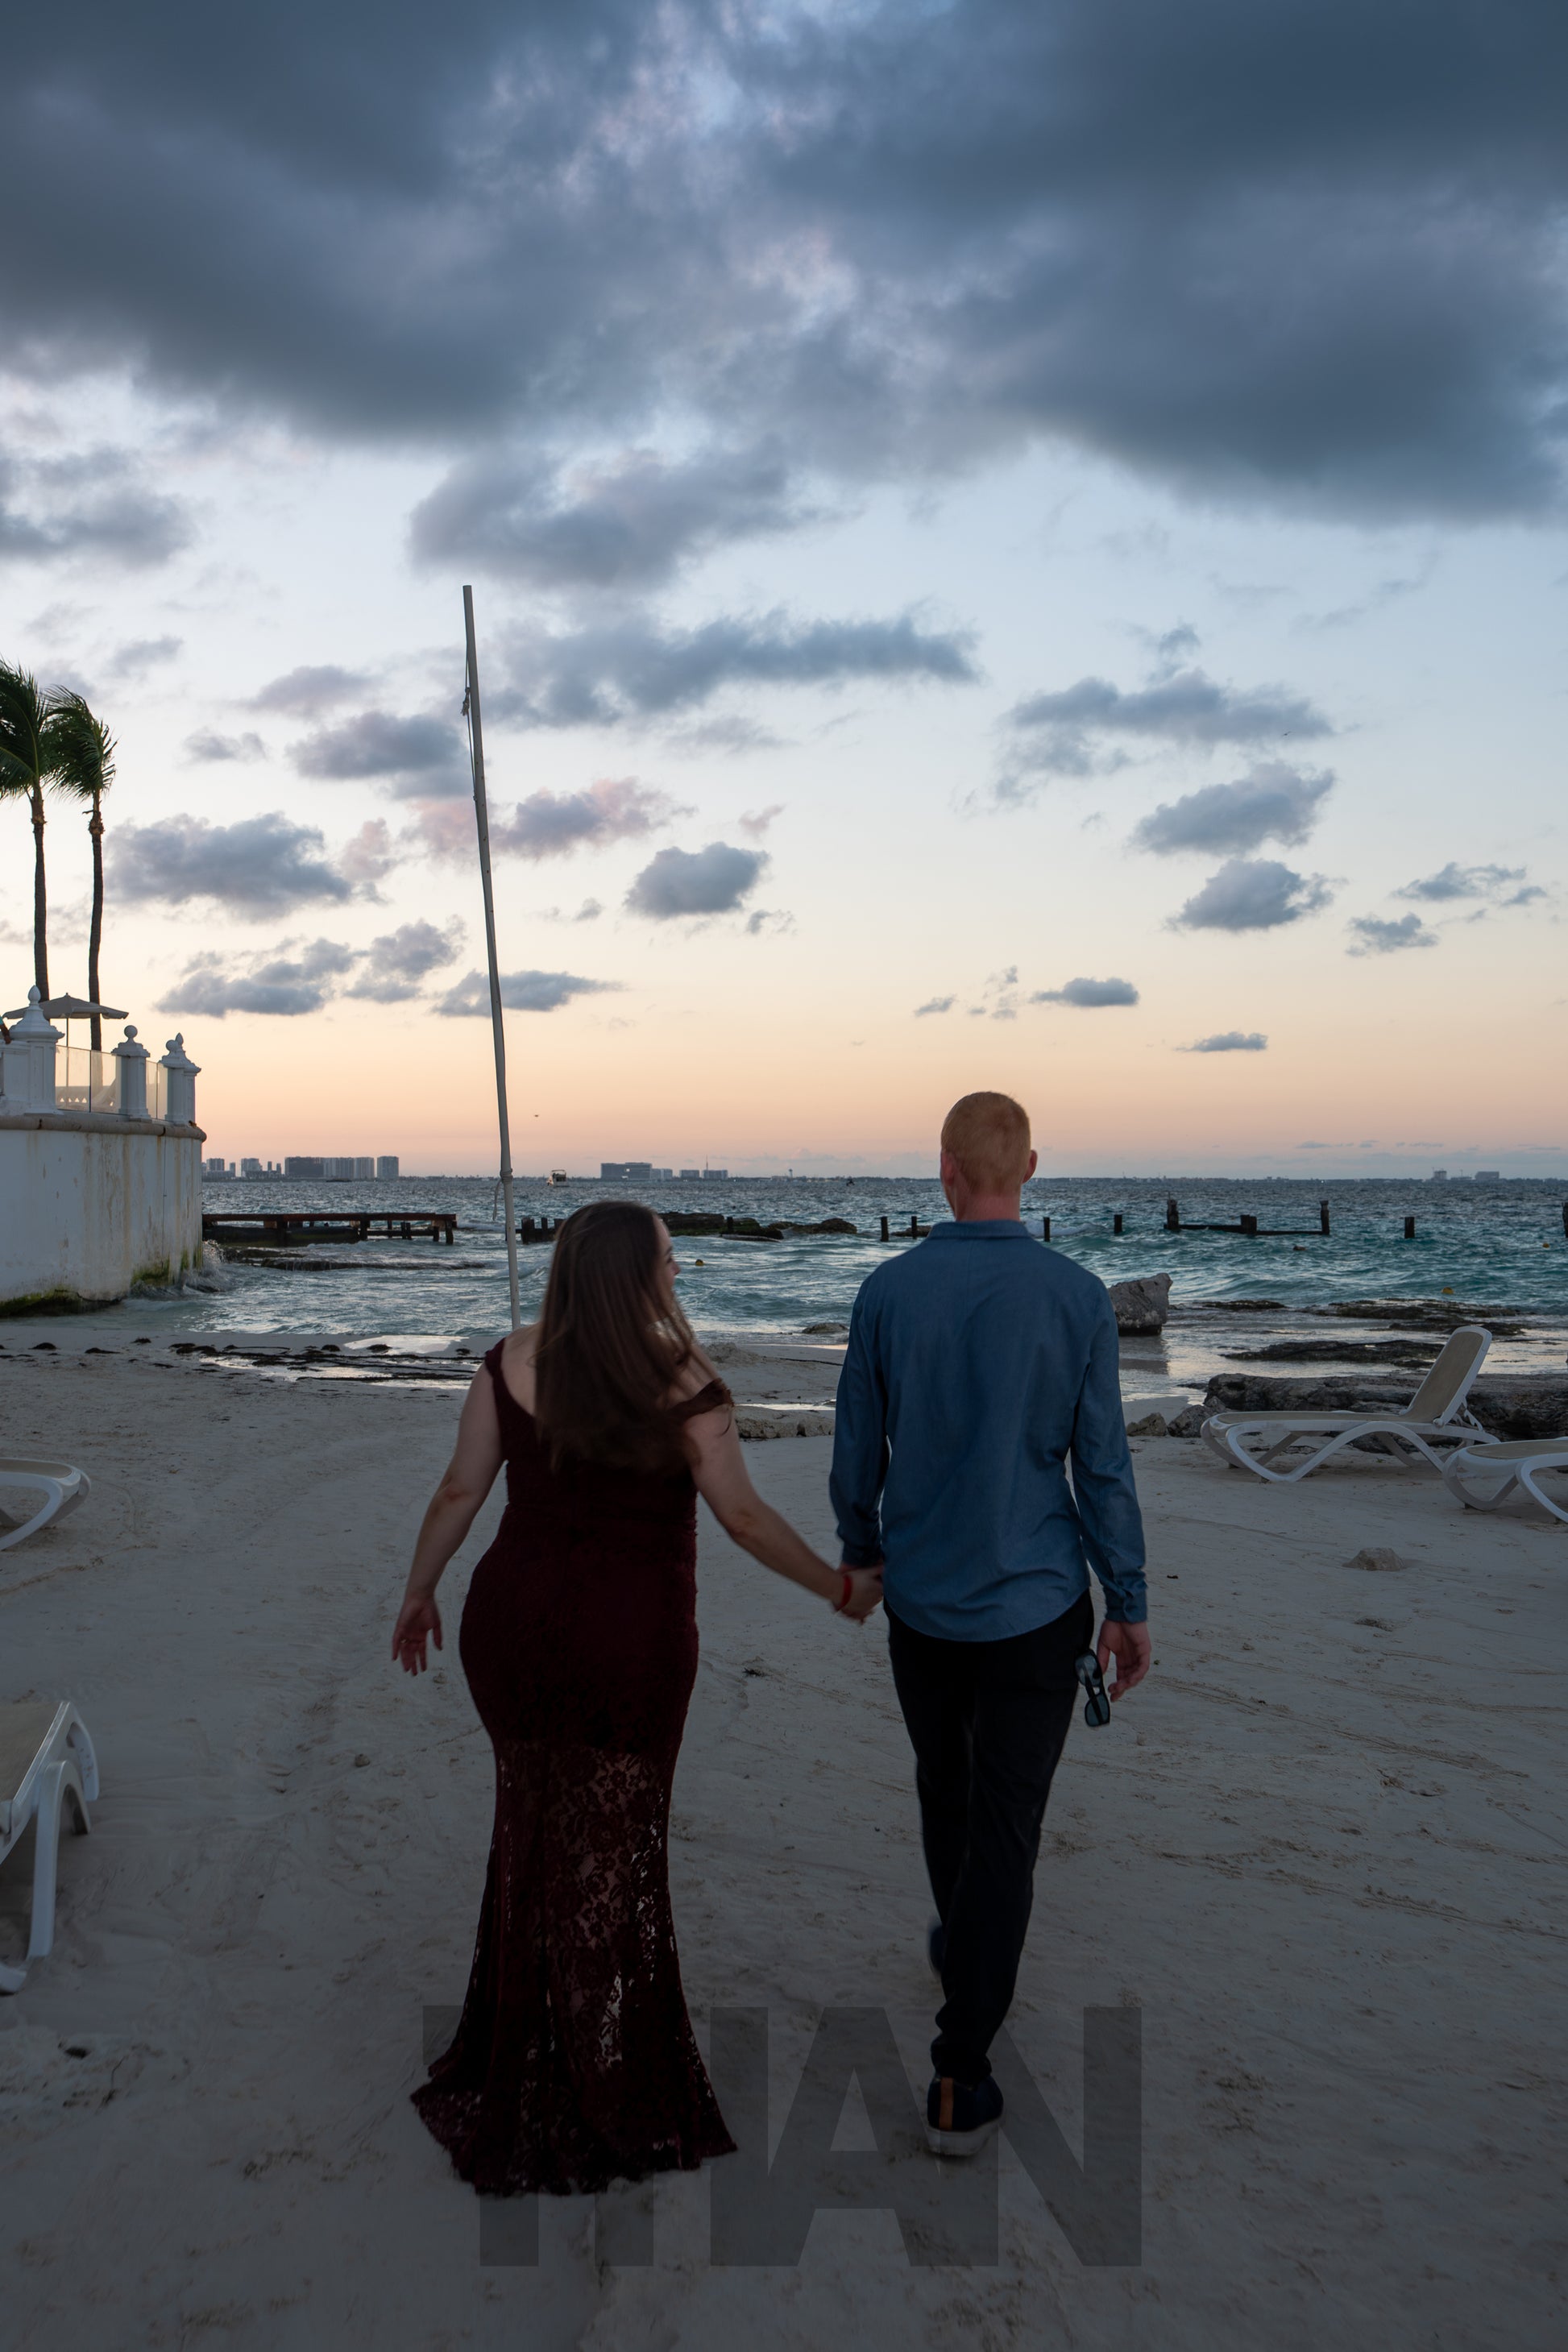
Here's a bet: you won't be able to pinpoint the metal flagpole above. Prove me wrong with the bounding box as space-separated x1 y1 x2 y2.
463 585 521 1329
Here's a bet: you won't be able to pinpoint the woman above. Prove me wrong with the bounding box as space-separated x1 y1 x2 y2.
394 1199 881 2196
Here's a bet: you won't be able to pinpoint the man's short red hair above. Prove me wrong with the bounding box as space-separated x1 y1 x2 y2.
940 1092 1032 1192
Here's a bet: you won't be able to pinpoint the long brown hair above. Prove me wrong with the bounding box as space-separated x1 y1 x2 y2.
532 1201 697 1471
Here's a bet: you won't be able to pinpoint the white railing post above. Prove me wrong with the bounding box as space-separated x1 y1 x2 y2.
113 1023 150 1119
10 987 62 1115
160 1032 199 1126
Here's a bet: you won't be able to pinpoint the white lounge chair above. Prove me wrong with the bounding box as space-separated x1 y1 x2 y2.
1201 1324 1495 1484
1441 1437 1568 1527
0 1457 91 1553
0 1699 98 1993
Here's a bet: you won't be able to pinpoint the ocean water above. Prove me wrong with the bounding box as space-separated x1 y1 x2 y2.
75 1175 1568 1392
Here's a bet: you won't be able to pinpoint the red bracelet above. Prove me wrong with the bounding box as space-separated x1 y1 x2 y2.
834 1570 853 1612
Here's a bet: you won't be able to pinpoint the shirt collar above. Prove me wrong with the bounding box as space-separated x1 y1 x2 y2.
926 1217 1031 1239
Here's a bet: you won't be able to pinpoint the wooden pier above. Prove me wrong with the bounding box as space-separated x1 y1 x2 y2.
203 1212 458 1247
1164 1196 1331 1238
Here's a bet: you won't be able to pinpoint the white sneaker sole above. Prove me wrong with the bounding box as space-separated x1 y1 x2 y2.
924 2113 1002 2158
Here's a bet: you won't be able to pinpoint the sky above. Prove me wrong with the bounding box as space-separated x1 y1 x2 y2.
1 0 1563 1177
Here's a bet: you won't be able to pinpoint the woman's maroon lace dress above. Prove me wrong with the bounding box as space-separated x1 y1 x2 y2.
412 1343 737 2195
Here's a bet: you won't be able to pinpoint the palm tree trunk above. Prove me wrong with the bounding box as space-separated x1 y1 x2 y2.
31 784 48 1000
88 798 105 1052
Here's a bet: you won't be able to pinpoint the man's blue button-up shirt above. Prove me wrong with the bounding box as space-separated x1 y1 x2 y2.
829 1219 1147 1641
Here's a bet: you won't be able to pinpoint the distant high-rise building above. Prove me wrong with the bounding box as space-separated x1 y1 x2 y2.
1475 1169 1501 1181
376 1155 400 1180
202 1155 232 1179
679 1168 703 1179
600 1161 653 1180
284 1156 325 1179
353 1155 375 1179
323 1156 355 1180
1431 1169 1448 1181
240 1157 263 1178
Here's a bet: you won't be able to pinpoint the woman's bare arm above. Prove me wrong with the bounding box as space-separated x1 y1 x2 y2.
682 1399 881 1622
392 1363 506 1672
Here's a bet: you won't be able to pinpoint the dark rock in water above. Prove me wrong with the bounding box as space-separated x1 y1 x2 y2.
1222 1338 1441 1367
1107 1272 1172 1334
777 1217 857 1235
664 1212 728 1235
1305 1298 1537 1336
1201 1371 1568 1441
723 1216 783 1241
1193 1298 1287 1312
1164 1404 1208 1437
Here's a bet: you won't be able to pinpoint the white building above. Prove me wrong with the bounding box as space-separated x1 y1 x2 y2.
376 1155 400 1179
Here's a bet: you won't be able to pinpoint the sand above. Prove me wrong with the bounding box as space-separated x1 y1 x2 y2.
1 1337 1564 2350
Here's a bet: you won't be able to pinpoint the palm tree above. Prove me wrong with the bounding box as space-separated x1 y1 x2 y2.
51 694 118 1049
0 662 65 1000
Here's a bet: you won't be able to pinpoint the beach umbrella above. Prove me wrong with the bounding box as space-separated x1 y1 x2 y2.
3 993 127 1051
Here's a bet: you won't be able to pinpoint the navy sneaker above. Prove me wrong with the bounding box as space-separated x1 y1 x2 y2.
926 2072 1003 2157
927 1917 946 1984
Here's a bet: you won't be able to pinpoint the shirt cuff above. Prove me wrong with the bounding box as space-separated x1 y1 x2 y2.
839 1539 884 1568
1101 1601 1147 1625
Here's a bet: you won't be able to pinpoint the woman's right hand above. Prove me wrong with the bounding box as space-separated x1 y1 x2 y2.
392 1591 443 1674
837 1566 884 1625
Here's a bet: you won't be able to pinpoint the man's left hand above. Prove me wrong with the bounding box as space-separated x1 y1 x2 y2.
1097 1618 1151 1699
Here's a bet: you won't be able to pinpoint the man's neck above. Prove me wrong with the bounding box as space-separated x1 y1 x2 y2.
949 1194 1023 1223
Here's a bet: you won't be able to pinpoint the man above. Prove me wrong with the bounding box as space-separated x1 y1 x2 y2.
831 1090 1151 2155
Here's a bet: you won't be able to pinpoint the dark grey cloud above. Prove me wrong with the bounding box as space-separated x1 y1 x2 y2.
410 442 813 589
1002 667 1331 786
400 778 679 865
1395 860 1542 905
625 840 768 920
1172 857 1334 931
250 665 371 716
433 967 620 1016
160 936 356 1018
2 5 1567 525
498 610 977 729
291 708 466 796
1186 1030 1267 1052
104 633 182 678
183 728 267 763
1346 912 1438 955
110 811 356 915
1031 975 1139 1006
344 918 463 1002
1130 763 1334 857
0 446 190 566
914 994 956 1015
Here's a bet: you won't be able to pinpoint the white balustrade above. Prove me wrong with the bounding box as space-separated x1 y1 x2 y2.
160 1033 200 1126
113 1024 150 1119
2 989 62 1115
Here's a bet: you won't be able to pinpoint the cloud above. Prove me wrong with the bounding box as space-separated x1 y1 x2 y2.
1031 975 1140 1006
0 446 190 567
109 811 359 915
739 803 785 840
160 937 356 1018
492 778 681 861
1002 667 1332 785
291 708 466 796
914 994 956 1015
743 907 794 935
250 665 371 716
343 919 463 1001
183 728 267 763
1130 763 1334 856
1186 1030 1268 1052
1394 860 1541 904
433 968 621 1017
337 818 398 889
499 610 978 728
1172 858 1334 931
410 442 813 589
1346 912 1438 955
103 633 182 678
625 840 769 920
3 5 1568 528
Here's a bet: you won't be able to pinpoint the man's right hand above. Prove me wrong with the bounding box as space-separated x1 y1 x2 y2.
1097 1618 1151 1698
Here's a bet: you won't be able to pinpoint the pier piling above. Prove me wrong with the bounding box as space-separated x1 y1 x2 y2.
1165 1197 1180 1233
1320 1199 1332 1236
1113 1212 1123 1234
1404 1216 1417 1240
879 1215 890 1242
1042 1215 1052 1242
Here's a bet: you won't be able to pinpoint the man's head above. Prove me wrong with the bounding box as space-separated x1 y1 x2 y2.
939 1091 1038 1217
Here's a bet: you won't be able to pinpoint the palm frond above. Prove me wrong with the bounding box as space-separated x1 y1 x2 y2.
47 689 117 803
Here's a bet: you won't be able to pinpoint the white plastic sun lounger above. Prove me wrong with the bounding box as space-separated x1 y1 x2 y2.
0 1456 91 1553
1201 1324 1495 1484
0 1699 98 1993
1441 1437 1568 1527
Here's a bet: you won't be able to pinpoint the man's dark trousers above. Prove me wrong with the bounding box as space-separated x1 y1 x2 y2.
886 1591 1094 2085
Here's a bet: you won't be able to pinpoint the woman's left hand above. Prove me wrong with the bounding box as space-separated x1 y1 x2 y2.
392 1593 443 1674
839 1567 885 1624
